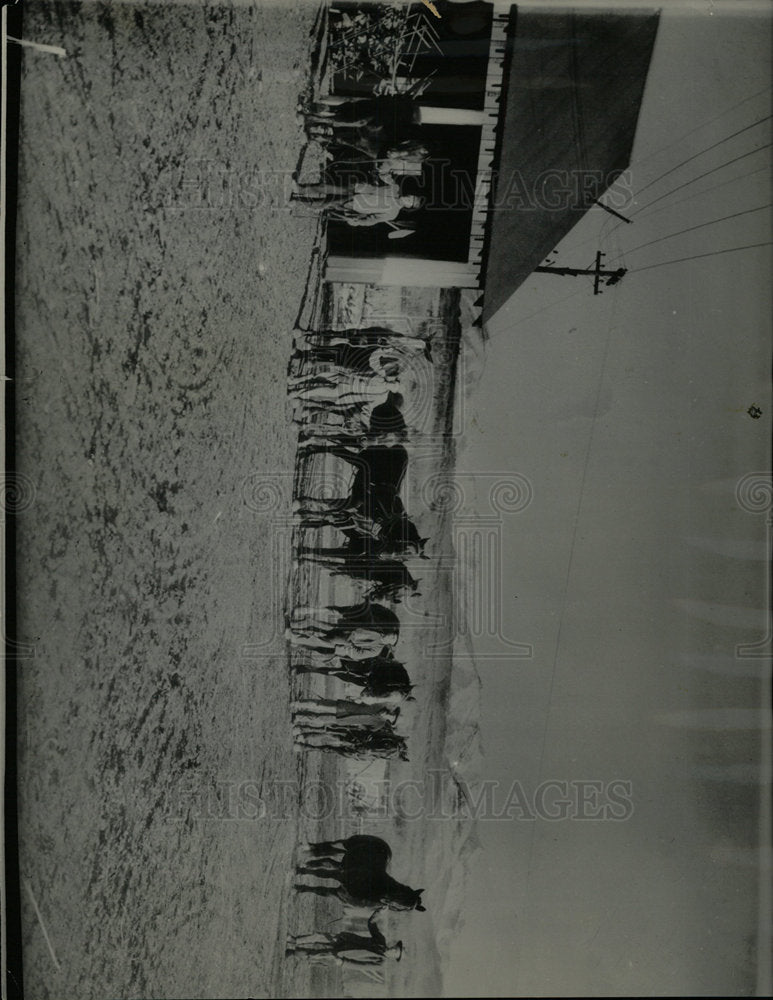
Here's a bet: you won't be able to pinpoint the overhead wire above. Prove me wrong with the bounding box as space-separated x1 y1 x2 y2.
629 241 773 275
617 113 771 202
629 141 772 215
607 204 771 263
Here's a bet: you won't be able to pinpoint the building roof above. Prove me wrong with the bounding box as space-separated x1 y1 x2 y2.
482 5 660 322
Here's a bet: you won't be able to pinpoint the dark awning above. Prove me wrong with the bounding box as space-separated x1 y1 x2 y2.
483 6 660 322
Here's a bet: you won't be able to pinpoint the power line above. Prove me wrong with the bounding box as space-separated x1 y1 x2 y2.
556 89 771 256
601 85 770 199
631 241 772 275
596 160 770 248
557 162 769 261
632 141 771 215
611 204 771 261
632 162 770 225
629 114 771 200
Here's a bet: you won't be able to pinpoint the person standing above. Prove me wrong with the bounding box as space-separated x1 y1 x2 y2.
286 914 403 965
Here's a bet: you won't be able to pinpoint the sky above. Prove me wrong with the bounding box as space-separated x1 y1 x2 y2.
448 2 771 995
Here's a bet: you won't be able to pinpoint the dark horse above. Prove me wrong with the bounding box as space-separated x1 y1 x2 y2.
297 444 428 556
344 505 427 560
296 835 425 912
290 600 400 641
305 834 392 867
297 547 421 603
325 601 400 635
300 443 407 521
295 650 413 698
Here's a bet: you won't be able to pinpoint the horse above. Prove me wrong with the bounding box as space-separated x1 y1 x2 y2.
296 547 420 603
296 834 425 911
296 867 425 911
299 442 406 511
305 834 392 868
295 650 413 699
341 509 427 560
296 508 427 560
327 443 408 519
330 601 400 633
290 601 399 640
297 443 428 556
295 724 409 761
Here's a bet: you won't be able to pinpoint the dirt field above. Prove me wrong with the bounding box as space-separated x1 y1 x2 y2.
15 3 321 997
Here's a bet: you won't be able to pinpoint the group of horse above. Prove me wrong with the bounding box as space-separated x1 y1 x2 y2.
285 103 437 971
285 334 431 963
286 314 433 758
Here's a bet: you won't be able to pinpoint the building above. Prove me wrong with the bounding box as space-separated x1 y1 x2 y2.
320 1 660 325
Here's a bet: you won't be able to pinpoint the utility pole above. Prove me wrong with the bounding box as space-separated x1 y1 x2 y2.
535 251 626 294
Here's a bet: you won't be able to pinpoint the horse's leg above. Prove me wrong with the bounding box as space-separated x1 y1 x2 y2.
293 696 337 713
291 712 328 728
296 863 343 879
289 611 339 635
293 660 331 675
294 884 341 898
293 499 346 522
287 635 336 655
302 856 343 872
294 512 330 529
293 730 331 748
296 510 354 532
307 838 345 855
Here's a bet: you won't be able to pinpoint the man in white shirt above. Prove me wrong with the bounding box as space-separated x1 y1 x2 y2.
292 177 423 227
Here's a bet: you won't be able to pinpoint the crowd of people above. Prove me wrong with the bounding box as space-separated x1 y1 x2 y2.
292 94 430 237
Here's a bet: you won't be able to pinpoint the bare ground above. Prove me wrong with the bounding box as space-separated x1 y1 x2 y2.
14 5 480 998
15 3 320 997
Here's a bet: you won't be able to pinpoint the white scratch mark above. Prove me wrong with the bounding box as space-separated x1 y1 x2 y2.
24 880 62 971
7 36 67 58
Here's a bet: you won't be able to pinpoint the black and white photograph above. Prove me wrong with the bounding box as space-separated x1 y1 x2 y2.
2 0 771 997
